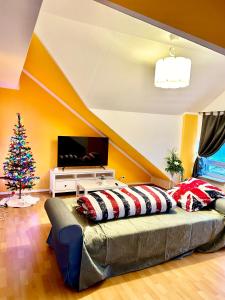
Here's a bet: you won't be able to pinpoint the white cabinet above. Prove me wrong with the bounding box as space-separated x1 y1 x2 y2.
55 180 76 191
50 168 115 197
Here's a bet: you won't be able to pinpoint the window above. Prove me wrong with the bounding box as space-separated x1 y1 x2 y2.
202 144 225 181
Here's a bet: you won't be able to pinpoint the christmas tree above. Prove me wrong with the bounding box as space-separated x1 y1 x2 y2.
3 113 39 199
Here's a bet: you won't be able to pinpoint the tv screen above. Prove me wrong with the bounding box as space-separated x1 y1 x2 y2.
57 136 109 167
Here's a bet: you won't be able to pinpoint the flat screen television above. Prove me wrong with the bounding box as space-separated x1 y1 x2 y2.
57 136 109 167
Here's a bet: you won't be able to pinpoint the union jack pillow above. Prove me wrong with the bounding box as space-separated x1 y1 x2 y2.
168 178 225 212
76 185 176 221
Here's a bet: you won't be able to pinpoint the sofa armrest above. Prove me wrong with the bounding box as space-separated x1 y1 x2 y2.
214 198 225 215
45 198 83 289
45 198 82 244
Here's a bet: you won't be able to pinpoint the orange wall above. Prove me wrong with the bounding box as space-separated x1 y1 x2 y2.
98 0 225 52
0 73 152 191
24 35 168 179
0 34 172 193
0 34 173 192
180 114 199 178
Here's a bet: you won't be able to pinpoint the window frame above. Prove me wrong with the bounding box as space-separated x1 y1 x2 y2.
202 158 225 182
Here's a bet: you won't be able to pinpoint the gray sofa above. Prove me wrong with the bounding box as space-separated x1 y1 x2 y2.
45 197 225 291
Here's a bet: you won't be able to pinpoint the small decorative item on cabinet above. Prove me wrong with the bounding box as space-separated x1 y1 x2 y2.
165 149 184 188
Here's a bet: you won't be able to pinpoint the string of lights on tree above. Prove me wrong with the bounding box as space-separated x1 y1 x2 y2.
3 113 39 199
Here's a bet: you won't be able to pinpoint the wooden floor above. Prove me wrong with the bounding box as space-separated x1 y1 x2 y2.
1 193 225 300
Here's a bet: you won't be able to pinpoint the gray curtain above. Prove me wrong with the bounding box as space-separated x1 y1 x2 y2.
192 112 225 177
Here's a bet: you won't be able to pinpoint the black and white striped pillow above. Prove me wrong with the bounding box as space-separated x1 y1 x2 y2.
76 185 176 221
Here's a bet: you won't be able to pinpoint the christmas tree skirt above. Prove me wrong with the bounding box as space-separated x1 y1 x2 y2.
0 195 39 208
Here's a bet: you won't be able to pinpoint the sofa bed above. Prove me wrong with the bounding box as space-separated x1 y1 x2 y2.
45 181 225 291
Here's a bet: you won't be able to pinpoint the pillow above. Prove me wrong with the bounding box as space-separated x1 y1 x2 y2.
76 185 176 221
168 178 225 212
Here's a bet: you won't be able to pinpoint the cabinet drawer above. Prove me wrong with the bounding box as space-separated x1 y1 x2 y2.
55 180 75 191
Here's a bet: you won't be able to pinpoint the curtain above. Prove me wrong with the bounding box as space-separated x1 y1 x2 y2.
192 112 225 177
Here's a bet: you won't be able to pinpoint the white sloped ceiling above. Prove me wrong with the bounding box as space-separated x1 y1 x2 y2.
0 0 43 89
35 0 225 114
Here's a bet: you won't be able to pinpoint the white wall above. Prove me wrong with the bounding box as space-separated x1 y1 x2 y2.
92 109 182 173
204 89 225 112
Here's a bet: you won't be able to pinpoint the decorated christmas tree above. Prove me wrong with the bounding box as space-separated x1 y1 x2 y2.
3 113 39 199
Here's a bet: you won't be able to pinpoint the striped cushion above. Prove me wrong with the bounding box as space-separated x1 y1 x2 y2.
76 185 177 221
168 178 225 212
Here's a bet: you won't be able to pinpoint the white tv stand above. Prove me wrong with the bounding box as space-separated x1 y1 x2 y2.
50 168 116 197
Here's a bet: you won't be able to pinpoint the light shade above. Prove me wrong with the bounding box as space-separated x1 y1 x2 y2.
154 56 191 89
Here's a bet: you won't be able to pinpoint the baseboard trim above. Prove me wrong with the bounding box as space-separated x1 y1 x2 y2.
0 182 169 197
128 181 151 186
0 189 49 195
151 177 170 189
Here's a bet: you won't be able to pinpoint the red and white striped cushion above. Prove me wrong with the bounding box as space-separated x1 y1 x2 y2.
76 185 176 221
168 178 225 212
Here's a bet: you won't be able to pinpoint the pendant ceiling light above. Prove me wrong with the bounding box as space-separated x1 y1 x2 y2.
154 37 191 89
